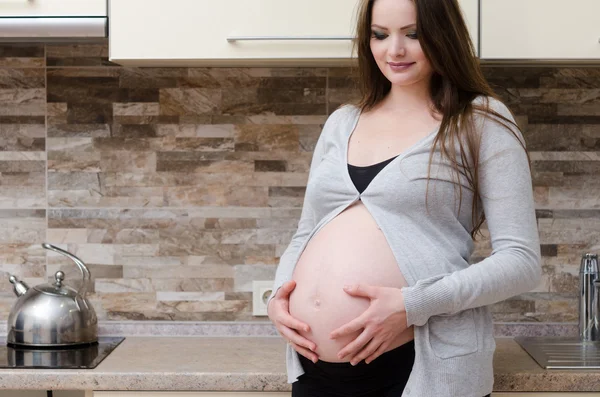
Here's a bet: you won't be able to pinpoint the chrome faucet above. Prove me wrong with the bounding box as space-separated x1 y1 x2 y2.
579 253 600 341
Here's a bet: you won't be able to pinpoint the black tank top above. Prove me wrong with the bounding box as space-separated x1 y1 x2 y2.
347 155 399 194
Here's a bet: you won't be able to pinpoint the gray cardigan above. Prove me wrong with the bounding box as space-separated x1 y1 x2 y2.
268 96 541 397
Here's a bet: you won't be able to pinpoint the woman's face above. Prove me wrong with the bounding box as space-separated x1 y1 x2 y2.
369 0 434 88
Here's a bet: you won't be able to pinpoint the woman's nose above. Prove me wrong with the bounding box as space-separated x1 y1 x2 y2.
389 36 406 57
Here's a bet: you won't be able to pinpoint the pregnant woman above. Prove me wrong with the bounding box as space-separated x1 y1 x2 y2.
267 0 541 396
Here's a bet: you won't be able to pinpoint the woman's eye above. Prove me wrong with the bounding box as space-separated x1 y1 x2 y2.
407 31 418 39
371 31 387 40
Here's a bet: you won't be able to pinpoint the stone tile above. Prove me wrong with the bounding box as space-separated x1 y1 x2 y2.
119 68 186 89
160 88 221 115
156 124 235 138
222 88 326 116
540 68 600 89
113 103 160 116
156 291 226 301
482 66 555 89
0 88 45 116
124 264 234 279
0 68 45 89
185 68 326 89
233 264 277 292
0 242 46 294
46 42 119 67
0 44 44 67
0 210 45 243
48 123 111 138
255 160 287 172
533 160 600 174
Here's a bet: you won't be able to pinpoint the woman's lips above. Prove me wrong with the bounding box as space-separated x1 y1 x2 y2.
388 62 415 71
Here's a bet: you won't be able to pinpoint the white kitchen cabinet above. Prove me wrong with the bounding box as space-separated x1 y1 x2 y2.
93 393 290 397
459 0 479 56
480 0 600 60
108 0 479 67
0 0 106 16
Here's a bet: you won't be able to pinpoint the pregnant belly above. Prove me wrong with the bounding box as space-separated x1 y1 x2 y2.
289 201 414 363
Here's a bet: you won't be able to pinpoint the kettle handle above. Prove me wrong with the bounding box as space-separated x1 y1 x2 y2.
42 243 90 298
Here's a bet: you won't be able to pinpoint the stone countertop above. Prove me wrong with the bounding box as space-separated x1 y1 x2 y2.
0 337 598 392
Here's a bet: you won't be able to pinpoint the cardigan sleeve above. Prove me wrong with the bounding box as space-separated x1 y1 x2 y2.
400 98 542 327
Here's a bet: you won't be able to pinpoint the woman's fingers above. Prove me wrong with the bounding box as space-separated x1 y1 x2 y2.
279 309 311 333
278 280 296 298
329 313 365 339
279 324 317 353
280 323 319 363
337 329 372 360
349 336 382 365
365 341 387 364
289 341 319 364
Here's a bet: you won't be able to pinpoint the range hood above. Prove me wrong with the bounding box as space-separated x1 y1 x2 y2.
0 0 107 42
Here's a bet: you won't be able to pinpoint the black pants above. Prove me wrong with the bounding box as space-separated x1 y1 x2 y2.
292 340 491 397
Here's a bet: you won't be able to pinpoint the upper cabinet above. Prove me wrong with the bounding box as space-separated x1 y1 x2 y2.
459 0 479 56
108 0 479 67
109 0 358 67
0 0 106 16
480 0 600 60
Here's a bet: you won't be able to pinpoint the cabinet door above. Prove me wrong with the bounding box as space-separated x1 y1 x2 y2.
94 393 291 397
109 0 479 66
109 0 358 67
0 0 106 16
459 0 479 56
481 0 600 60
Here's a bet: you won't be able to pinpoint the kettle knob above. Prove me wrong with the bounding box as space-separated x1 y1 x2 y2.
8 274 29 297
54 271 65 287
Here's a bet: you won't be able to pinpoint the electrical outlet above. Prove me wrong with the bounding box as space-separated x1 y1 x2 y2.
252 280 274 316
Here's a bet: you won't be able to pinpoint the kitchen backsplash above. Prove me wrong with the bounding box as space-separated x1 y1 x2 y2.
0 42 597 322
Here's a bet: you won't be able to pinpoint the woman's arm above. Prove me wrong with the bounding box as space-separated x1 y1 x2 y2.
400 98 542 327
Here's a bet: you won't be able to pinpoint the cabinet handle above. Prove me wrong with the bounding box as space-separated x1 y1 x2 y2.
0 18 106 39
227 35 355 42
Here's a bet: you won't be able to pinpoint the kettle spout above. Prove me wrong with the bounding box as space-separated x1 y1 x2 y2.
8 275 29 297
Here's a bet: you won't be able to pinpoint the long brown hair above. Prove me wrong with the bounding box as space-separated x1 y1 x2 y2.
349 0 532 240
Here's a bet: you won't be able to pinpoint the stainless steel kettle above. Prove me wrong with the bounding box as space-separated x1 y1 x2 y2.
7 243 98 347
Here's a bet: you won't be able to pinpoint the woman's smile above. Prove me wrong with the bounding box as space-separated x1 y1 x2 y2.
388 61 415 71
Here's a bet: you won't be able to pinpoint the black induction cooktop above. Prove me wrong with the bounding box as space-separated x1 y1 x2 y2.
0 336 125 369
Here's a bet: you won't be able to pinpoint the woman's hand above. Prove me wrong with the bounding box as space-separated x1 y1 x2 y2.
329 284 408 365
267 280 319 363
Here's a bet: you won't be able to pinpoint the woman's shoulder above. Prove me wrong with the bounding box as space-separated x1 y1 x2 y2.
471 95 513 119
319 103 360 137
471 95 526 159
470 95 519 134
328 103 360 122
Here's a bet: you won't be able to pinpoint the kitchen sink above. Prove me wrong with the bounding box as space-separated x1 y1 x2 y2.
515 336 600 369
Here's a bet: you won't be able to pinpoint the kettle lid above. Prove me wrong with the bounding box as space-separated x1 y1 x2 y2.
34 271 78 298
